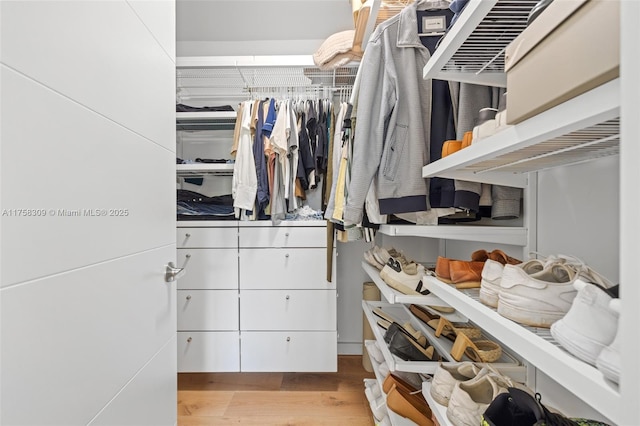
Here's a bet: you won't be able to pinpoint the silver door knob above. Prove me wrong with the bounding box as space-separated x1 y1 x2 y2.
186 295 192 300
286 295 290 300
165 262 185 282
286 337 291 342
187 337 192 343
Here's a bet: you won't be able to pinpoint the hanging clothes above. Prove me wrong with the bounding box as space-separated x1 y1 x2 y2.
232 101 258 217
253 99 270 218
343 1 452 225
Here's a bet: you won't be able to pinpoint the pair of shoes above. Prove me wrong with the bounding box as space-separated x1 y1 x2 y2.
550 280 619 365
480 254 545 307
436 249 521 289
440 132 474 158
450 332 502 363
385 322 439 362
435 255 484 288
380 255 430 295
385 374 434 426
497 253 615 328
364 245 399 270
429 316 502 362
430 362 482 406
446 369 515 426
433 317 482 342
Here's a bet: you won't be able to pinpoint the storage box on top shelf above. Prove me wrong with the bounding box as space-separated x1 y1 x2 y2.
504 0 619 125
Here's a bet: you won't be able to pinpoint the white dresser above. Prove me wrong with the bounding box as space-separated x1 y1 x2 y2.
176 220 337 372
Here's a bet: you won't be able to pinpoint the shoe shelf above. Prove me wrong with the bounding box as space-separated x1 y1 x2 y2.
362 262 466 319
176 111 237 131
422 0 539 87
376 224 527 246
422 381 451 426
365 340 416 426
422 78 620 187
176 163 235 175
362 300 525 381
422 276 621 424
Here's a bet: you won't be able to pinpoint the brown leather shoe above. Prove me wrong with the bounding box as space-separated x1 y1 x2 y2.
449 260 485 289
435 256 453 283
441 140 462 157
472 249 521 265
386 382 434 426
382 373 420 394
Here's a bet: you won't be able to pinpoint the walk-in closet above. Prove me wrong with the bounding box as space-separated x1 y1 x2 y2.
1 1 638 425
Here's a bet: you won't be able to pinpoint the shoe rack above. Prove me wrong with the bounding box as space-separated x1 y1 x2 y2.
360 0 637 424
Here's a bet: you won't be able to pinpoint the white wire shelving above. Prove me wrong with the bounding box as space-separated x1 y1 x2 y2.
422 0 540 86
422 275 621 423
376 224 527 246
422 78 620 186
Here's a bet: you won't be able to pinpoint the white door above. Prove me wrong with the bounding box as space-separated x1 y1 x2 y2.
0 1 177 424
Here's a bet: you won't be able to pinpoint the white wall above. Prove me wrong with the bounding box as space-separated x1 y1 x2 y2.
0 1 177 424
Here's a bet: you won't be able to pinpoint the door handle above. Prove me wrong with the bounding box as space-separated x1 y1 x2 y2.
165 262 186 282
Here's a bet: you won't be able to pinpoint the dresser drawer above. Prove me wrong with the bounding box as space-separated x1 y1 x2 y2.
240 331 337 372
240 290 336 331
239 248 334 289
239 226 325 248
177 227 237 248
177 248 238 290
177 331 240 372
177 290 238 331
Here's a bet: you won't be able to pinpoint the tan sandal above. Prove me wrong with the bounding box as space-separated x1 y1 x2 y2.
450 332 502 363
434 317 482 341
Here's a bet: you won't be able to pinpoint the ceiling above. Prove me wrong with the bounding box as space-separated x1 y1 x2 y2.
176 0 356 58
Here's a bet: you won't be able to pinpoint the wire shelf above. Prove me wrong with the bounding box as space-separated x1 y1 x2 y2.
177 65 358 102
442 0 540 74
466 118 620 174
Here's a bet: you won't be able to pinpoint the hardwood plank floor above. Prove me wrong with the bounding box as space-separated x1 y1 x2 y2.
177 355 376 426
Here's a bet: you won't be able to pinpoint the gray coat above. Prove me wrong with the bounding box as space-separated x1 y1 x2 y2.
343 1 451 225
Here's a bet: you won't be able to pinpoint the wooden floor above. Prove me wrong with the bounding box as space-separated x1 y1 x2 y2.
177 355 377 426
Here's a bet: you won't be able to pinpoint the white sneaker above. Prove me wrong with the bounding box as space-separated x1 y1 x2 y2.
446 373 512 426
596 298 621 384
366 340 385 364
550 280 618 365
365 382 382 404
498 262 579 327
430 362 481 406
380 257 427 295
479 259 504 308
372 246 399 267
480 255 552 308
369 394 386 421
364 248 385 270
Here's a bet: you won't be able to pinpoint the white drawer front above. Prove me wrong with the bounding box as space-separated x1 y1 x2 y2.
239 226 325 248
177 227 237 248
240 290 336 331
241 331 337 372
177 249 238 290
177 290 238 331
239 248 335 289
177 332 239 372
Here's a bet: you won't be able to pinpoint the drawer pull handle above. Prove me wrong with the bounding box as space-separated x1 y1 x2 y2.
285 233 290 237
165 262 185 282
286 337 291 342
186 295 192 300
187 337 192 343
285 254 290 258
286 295 290 300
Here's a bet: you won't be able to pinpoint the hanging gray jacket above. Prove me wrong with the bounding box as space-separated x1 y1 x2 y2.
343 1 451 225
